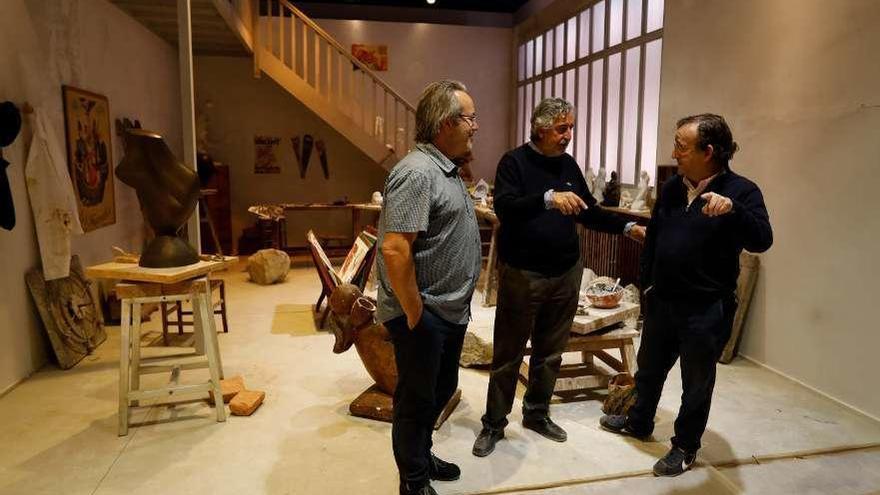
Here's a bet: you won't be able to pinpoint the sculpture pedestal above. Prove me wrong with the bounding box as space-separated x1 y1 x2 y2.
349 385 461 430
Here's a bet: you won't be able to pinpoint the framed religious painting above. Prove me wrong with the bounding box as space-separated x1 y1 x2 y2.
62 85 115 232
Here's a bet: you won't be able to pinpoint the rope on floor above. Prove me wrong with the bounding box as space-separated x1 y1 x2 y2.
461 442 880 495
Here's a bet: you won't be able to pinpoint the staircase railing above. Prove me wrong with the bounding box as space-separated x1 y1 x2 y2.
237 0 416 159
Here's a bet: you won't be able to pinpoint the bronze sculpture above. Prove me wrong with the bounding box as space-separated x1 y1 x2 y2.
601 170 621 207
117 129 200 268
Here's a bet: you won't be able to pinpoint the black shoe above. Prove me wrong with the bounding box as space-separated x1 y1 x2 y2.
652 447 697 477
399 482 438 495
599 414 651 440
522 416 567 442
429 453 460 481
472 427 505 457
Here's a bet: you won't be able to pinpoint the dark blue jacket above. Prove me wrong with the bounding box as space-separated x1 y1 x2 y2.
641 170 773 299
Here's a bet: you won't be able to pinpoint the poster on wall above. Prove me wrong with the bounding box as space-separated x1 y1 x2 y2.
254 135 281 174
351 44 388 71
61 85 115 232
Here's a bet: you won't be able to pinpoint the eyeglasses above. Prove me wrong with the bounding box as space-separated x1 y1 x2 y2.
458 113 478 128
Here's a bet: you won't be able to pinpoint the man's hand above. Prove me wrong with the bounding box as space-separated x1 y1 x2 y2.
627 224 647 243
700 192 733 217
551 191 588 215
406 300 424 330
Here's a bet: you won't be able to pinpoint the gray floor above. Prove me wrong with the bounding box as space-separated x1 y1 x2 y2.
1 261 879 495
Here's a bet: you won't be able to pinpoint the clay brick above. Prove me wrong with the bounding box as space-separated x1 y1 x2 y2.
208 375 245 404
230 389 265 416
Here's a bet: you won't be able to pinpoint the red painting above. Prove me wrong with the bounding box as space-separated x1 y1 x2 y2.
351 44 388 71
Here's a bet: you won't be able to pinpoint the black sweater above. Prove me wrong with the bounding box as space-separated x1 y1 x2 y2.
641 170 773 300
494 144 627 276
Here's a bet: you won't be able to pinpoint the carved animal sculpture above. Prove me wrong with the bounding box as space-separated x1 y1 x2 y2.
329 283 397 394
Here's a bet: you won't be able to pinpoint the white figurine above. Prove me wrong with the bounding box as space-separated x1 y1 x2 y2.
585 166 596 195
594 167 606 203
630 170 650 211
371 191 383 205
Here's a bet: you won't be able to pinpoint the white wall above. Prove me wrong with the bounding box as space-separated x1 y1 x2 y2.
314 19 513 181
658 0 880 418
0 0 182 393
194 57 388 250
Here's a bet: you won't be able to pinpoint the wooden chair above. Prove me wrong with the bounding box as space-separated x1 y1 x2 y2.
160 278 229 345
308 227 378 328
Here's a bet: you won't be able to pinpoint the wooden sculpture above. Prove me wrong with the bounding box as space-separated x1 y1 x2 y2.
328 284 460 427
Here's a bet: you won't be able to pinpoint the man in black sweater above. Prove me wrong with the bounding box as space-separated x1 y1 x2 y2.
472 98 645 457
600 114 773 477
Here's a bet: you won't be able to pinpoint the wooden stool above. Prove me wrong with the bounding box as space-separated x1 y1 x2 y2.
520 302 641 396
521 326 639 394
116 277 226 435
160 278 229 345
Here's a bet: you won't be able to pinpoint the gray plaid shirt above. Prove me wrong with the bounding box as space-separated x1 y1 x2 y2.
376 143 482 325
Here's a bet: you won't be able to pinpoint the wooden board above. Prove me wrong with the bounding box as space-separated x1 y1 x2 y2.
349 385 460 430
26 256 107 369
85 256 236 283
719 252 760 364
571 301 640 334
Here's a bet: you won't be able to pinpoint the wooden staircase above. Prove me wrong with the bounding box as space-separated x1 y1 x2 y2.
114 0 416 167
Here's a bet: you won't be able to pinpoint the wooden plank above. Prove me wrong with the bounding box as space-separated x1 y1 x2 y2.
129 382 213 401
119 300 131 435
594 349 625 371
114 279 206 299
720 252 761 363
571 301 640 334
569 326 640 342
86 257 235 284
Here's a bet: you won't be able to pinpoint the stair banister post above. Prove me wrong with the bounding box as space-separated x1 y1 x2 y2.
251 0 261 78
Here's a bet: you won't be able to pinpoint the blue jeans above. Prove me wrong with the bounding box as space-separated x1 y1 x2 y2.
385 308 466 488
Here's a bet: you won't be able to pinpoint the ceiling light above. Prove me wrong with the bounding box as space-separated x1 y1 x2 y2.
426 0 436 4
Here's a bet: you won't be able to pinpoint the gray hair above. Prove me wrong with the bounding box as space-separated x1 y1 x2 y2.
415 80 468 144
530 97 574 142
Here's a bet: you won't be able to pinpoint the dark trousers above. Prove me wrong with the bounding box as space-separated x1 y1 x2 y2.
627 291 737 452
385 309 466 488
481 261 582 430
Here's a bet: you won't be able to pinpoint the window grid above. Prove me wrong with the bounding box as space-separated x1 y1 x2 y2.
515 0 663 184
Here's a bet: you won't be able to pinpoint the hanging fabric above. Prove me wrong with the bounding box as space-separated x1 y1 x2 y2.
25 107 84 280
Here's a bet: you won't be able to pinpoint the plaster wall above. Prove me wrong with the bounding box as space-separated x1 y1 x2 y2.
658 0 880 417
0 0 182 392
315 18 513 182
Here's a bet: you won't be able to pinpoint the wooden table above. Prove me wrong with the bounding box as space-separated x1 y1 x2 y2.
86 258 234 435
520 301 640 396
251 203 382 251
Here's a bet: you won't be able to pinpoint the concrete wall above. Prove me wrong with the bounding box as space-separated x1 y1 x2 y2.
658 0 880 418
314 19 513 182
193 57 388 250
0 0 182 393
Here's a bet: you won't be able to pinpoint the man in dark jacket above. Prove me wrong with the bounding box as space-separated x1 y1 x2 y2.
600 114 773 477
472 98 645 457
